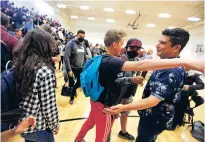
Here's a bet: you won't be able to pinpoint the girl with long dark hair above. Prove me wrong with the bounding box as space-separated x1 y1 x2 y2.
14 29 59 142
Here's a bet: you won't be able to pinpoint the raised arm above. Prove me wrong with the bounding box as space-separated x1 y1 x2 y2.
121 58 204 73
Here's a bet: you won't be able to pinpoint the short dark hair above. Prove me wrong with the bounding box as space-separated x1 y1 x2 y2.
40 24 52 34
1 12 10 27
77 30 85 35
15 29 21 33
162 28 190 51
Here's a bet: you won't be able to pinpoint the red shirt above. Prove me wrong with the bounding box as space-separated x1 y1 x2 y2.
1 25 18 52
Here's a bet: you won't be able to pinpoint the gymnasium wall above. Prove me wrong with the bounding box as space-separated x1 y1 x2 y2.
9 0 204 60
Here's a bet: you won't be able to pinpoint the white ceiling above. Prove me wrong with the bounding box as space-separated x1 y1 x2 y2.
46 1 204 45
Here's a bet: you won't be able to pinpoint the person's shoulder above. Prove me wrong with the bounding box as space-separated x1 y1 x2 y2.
157 67 184 74
66 40 72 46
167 67 185 75
8 32 18 42
36 66 54 78
154 67 185 80
102 55 123 62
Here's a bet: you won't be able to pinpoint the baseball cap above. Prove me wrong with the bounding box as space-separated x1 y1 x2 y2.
125 38 143 49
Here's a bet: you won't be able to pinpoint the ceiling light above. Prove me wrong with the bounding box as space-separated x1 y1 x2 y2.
147 24 156 27
104 8 114 12
158 13 171 18
71 16 78 19
125 10 136 14
88 17 95 20
168 26 176 29
80 6 89 10
187 17 201 22
57 4 66 8
106 19 114 23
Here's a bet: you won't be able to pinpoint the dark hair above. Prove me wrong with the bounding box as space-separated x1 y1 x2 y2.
15 29 21 33
77 30 85 35
14 29 55 98
162 28 190 51
40 24 52 34
1 12 10 27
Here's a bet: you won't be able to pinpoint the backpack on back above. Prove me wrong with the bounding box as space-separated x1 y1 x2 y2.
80 55 104 101
1 41 13 73
1 68 24 131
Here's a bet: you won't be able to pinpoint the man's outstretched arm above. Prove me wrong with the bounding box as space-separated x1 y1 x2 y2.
121 58 204 73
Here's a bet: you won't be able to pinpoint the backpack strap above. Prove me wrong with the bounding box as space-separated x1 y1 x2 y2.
71 39 75 49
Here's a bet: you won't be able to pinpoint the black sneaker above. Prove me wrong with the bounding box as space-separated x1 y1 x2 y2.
118 131 135 140
69 100 74 105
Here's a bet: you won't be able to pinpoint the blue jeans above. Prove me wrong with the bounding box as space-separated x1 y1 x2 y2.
135 118 164 142
22 129 54 142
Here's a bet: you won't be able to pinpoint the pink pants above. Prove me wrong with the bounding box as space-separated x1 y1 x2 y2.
75 100 115 142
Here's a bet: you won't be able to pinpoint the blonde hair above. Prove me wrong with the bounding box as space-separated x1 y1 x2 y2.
147 48 153 55
104 29 127 47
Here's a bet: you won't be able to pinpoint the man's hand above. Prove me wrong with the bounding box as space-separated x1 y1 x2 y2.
131 76 144 84
68 71 73 77
183 58 204 73
53 127 59 135
183 85 189 91
14 116 36 134
103 104 124 115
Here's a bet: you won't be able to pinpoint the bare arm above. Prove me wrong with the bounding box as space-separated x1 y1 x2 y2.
122 96 160 111
115 76 144 86
184 59 204 73
121 58 204 73
1 128 18 142
1 116 36 142
103 96 161 114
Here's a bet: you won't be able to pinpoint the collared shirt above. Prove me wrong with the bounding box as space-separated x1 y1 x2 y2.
19 66 59 134
1 25 18 52
138 67 186 130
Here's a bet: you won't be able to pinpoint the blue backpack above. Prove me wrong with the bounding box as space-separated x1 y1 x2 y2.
80 55 104 101
1 68 23 131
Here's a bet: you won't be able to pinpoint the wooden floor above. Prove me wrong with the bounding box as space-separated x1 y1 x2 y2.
11 69 204 142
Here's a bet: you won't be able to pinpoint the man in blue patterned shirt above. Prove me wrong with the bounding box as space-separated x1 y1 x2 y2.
104 28 190 142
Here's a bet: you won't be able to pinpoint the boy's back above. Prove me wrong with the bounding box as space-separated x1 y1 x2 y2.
98 54 126 106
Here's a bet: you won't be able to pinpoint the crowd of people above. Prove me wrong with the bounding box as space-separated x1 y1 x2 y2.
1 1 204 142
